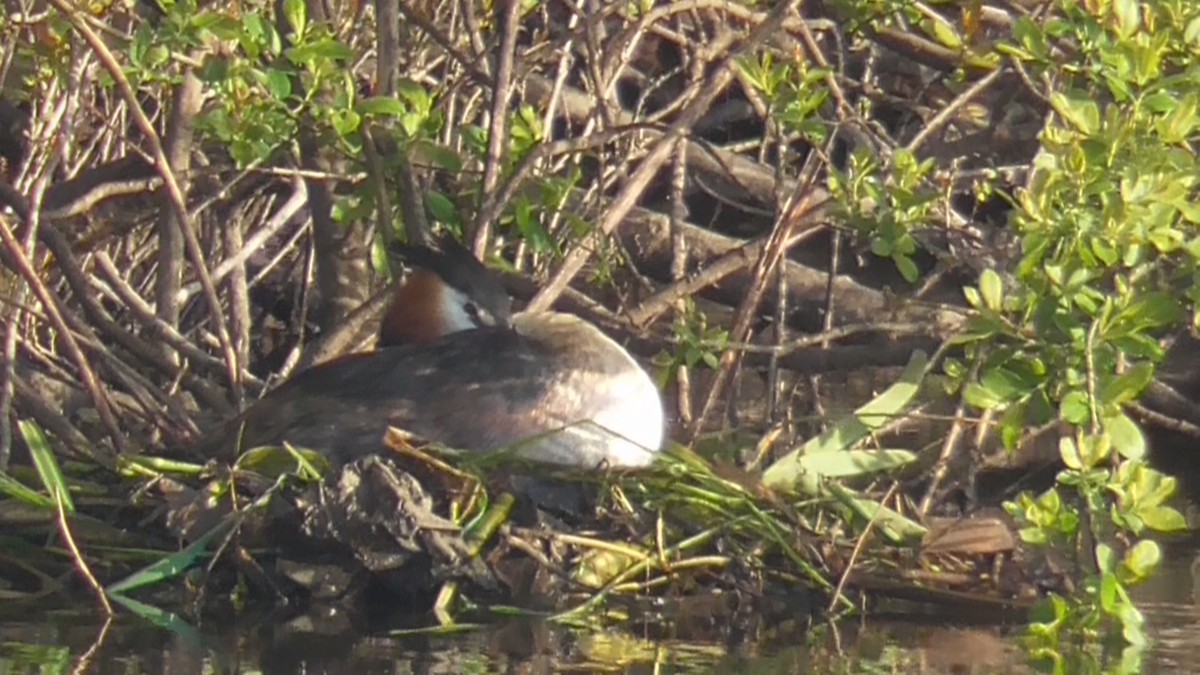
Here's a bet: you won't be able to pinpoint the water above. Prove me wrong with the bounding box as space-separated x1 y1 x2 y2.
4 548 1199 675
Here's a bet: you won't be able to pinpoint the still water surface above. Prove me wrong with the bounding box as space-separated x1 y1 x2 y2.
3 538 1198 674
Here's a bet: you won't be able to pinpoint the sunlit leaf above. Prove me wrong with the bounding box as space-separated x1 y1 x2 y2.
1122 539 1161 580
1100 363 1154 405
895 253 921 286
283 0 307 36
1059 390 1091 425
287 38 354 66
358 97 407 117
964 382 1005 410
1059 436 1082 470
1050 91 1100 134
1100 571 1119 612
1112 0 1141 38
979 268 1003 311
1140 506 1187 532
1105 411 1146 460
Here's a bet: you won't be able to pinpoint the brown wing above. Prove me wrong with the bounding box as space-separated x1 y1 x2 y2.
200 327 577 466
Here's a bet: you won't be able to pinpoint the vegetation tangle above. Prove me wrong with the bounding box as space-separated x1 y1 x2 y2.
1 0 1198 671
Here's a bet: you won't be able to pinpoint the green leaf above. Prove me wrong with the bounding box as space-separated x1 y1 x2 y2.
999 401 1026 450
1122 539 1160 579
1186 16 1200 46
1096 542 1117 574
264 69 292 99
1118 461 1177 505
425 191 459 226
1009 16 1049 61
826 481 927 543
106 594 203 650
1100 363 1154 405
1118 292 1181 331
412 139 464 173
283 0 307 35
1100 571 1119 612
1059 390 1091 425
979 366 1037 402
397 80 431 113
329 109 361 137
1059 436 1083 470
370 235 390 277
287 38 354 66
1158 94 1198 142
192 12 241 39
979 269 1003 311
1081 433 1112 468
1028 389 1054 425
1112 0 1141 38
1105 411 1146 460
357 97 407 118
1140 505 1187 532
243 13 281 56
963 382 1005 410
1050 91 1101 135
923 12 963 50
963 285 982 309
234 444 329 479
1121 602 1149 647
893 253 919 283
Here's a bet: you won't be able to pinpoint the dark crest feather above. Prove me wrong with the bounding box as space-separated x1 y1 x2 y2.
388 235 513 327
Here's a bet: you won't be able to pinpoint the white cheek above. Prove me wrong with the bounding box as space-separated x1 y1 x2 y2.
439 287 478 334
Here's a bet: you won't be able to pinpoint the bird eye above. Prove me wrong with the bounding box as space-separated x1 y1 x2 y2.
464 301 485 325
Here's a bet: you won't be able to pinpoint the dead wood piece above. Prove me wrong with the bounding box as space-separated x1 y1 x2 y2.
619 206 967 335
40 156 160 222
525 73 791 215
276 559 357 601
922 516 1016 556
298 456 494 589
10 373 93 460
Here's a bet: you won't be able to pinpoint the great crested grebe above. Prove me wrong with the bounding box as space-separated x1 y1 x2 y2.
205 238 665 469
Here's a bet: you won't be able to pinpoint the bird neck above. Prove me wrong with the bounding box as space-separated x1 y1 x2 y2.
379 268 453 346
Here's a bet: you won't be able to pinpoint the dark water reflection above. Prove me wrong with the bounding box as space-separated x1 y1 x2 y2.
5 542 1200 674
0 609 1027 674
1133 538 1200 673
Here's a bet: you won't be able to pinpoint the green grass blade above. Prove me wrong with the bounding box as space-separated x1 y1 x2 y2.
18 419 74 513
826 481 927 543
797 449 918 478
106 516 235 595
762 351 929 492
108 593 203 649
0 471 55 509
118 455 208 478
